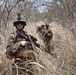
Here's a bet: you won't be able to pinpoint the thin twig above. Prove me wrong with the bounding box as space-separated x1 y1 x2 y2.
0 0 5 7
14 63 19 75
30 62 46 69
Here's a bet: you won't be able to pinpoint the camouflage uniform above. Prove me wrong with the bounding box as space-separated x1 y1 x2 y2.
6 30 39 75
42 27 53 53
37 25 53 53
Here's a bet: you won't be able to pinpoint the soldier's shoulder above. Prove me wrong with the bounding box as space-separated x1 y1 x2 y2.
8 32 16 39
7 32 15 42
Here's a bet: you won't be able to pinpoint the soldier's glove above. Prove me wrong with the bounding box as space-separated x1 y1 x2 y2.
20 41 30 46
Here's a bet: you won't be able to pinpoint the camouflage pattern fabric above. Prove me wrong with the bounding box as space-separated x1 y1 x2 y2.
6 30 39 75
36 25 53 53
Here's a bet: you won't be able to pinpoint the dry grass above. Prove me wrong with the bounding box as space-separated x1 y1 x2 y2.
0 22 76 75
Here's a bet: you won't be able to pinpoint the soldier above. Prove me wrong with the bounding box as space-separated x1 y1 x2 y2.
43 24 53 53
36 24 53 54
6 14 40 75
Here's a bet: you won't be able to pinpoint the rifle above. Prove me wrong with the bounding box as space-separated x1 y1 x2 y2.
16 32 45 51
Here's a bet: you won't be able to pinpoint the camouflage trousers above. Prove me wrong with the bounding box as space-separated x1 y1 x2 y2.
44 40 52 53
44 40 54 56
12 58 39 75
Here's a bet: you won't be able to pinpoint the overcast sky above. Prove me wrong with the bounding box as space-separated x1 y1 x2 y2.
33 0 52 13
0 0 52 13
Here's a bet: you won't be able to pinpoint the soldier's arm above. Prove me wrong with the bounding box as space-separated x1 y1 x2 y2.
6 34 22 55
50 29 53 36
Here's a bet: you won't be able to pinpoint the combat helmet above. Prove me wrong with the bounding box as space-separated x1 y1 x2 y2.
13 13 26 26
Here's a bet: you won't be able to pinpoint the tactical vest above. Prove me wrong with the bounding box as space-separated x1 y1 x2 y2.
13 31 34 50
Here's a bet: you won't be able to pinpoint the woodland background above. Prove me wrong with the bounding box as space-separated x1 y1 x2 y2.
0 0 76 75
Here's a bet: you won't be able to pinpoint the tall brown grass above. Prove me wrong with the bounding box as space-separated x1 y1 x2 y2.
0 22 76 75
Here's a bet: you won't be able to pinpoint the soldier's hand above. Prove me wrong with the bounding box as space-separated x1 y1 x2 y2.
20 41 29 46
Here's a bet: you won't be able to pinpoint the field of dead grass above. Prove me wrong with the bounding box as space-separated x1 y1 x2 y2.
0 22 76 75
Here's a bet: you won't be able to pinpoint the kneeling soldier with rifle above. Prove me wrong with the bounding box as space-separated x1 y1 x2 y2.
6 14 40 75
